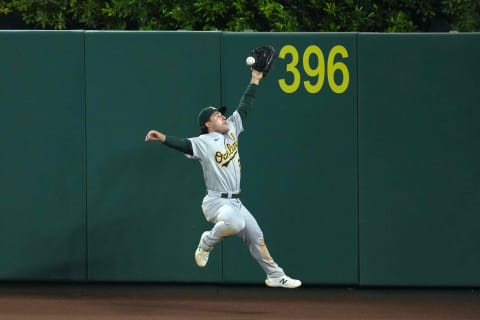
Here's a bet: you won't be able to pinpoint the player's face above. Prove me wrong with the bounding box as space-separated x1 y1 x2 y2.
206 111 229 134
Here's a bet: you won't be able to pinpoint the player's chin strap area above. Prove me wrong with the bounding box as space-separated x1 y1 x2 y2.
207 190 241 199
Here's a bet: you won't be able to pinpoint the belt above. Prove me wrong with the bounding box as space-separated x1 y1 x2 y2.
221 193 241 199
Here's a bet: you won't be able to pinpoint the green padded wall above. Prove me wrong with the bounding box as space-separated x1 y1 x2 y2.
358 33 480 286
220 33 358 285
1 30 479 286
85 31 223 282
0 31 86 280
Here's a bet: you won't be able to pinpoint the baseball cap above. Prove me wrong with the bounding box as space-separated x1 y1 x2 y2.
198 105 227 133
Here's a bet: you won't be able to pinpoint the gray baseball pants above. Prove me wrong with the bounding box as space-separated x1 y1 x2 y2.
199 193 285 278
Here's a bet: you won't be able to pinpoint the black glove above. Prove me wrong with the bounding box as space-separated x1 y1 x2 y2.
250 45 276 77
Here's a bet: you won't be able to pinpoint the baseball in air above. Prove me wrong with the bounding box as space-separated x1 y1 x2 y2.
246 56 255 66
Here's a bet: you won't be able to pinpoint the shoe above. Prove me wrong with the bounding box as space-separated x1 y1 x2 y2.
194 231 210 267
265 275 302 288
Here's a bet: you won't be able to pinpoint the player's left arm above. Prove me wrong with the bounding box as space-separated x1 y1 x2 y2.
236 69 263 124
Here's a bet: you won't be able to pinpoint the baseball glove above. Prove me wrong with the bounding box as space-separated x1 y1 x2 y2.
250 45 276 77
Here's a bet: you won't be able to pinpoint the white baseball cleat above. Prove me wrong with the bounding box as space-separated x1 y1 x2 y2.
194 231 210 268
265 275 302 288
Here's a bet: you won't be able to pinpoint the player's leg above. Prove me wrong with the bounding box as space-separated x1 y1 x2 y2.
236 204 284 277
195 197 245 267
201 201 245 250
237 204 302 288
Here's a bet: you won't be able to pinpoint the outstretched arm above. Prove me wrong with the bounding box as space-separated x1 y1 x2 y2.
145 130 193 155
237 69 263 123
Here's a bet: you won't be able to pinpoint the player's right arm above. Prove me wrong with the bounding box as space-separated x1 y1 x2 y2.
145 130 193 155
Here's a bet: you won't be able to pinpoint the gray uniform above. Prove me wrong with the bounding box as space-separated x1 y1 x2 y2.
187 97 285 279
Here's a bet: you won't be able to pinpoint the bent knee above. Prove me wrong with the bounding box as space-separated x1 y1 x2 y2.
223 220 245 236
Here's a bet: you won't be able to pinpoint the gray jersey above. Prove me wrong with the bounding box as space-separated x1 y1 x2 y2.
187 110 244 193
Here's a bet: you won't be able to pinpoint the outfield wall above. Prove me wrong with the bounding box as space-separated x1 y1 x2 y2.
0 31 478 286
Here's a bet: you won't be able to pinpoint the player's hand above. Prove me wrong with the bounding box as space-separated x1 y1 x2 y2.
251 69 263 84
145 130 163 142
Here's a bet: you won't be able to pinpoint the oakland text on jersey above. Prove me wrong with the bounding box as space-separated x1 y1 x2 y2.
215 133 238 167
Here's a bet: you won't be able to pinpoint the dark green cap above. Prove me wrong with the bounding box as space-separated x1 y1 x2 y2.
198 105 227 133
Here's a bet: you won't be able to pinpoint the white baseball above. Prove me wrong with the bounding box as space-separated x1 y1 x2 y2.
246 56 255 66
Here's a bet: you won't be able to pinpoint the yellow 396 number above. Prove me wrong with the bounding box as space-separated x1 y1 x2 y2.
278 44 350 94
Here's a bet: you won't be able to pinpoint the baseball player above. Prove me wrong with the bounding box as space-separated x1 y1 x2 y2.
145 68 301 288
